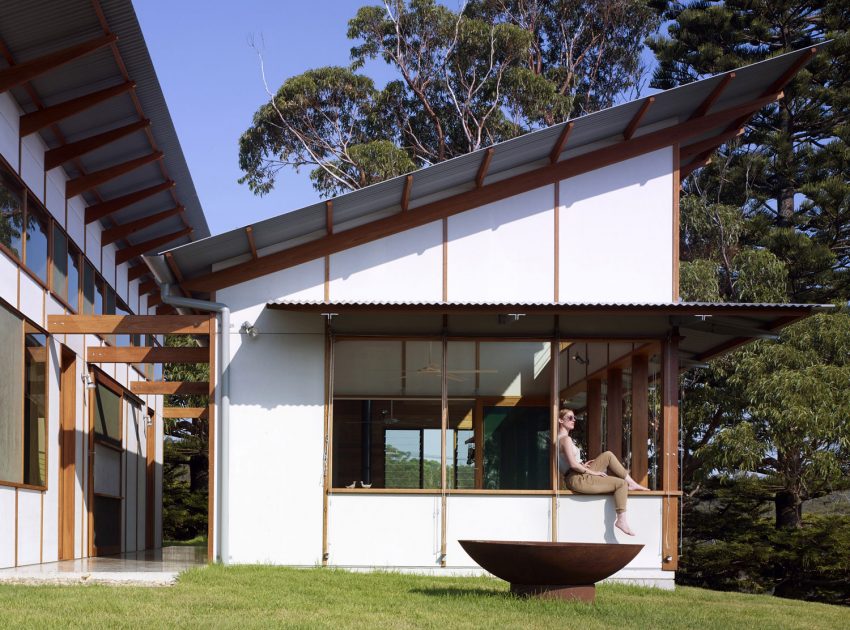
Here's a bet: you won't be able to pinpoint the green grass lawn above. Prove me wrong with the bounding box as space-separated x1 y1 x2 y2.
0 566 846 629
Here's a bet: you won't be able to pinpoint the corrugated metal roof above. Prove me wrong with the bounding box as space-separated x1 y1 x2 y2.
157 44 825 285
266 300 829 310
0 0 209 263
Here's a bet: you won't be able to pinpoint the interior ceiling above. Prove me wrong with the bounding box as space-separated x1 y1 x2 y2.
0 0 209 300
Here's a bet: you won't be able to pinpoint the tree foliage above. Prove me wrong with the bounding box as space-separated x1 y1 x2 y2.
239 0 659 197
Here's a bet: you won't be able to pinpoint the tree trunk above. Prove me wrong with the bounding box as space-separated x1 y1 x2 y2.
775 490 802 529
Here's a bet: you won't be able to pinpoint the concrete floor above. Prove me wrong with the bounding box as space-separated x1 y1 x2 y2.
0 546 207 586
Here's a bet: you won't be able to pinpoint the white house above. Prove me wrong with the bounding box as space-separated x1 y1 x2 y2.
141 46 827 589
0 0 209 568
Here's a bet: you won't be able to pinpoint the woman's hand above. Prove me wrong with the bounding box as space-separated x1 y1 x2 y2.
586 469 607 477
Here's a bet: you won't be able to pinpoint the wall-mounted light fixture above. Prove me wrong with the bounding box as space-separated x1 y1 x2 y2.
571 353 589 365
239 322 259 338
82 371 96 390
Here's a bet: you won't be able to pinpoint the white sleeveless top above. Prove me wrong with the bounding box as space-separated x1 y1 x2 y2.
558 435 582 473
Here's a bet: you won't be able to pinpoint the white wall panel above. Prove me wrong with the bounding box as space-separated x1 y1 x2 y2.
46 294 65 319
154 406 163 548
85 223 100 272
329 221 442 303
124 403 140 553
227 313 325 565
447 185 554 302
18 273 43 325
0 92 19 170
67 197 85 248
445 496 551 566
136 409 147 551
0 251 16 307
116 263 129 304
74 356 86 558
218 259 325 330
328 495 441 567
20 135 45 201
45 169 66 226
557 495 662 570
559 147 674 303
102 245 116 287
0 486 15 568
16 489 41 566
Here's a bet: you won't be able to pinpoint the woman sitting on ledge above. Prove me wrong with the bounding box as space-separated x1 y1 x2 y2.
558 408 649 536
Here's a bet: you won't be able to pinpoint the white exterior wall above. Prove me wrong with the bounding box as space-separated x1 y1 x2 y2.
217 264 325 565
559 147 674 303
0 87 164 568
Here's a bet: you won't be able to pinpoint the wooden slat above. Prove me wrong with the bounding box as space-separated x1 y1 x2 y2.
680 127 744 160
86 180 175 224
48 314 209 334
688 72 735 120
67 151 163 198
325 200 333 235
245 226 258 260
130 381 209 395
44 119 149 170
631 353 649 486
549 122 574 164
115 227 191 264
661 333 680 571
20 81 134 137
138 279 157 295
586 379 603 456
128 264 150 282
101 205 183 246
475 147 494 188
0 34 117 93
147 293 162 308
623 96 655 140
401 174 413 211
180 92 782 293
165 252 185 283
87 346 209 364
606 368 623 459
162 407 207 419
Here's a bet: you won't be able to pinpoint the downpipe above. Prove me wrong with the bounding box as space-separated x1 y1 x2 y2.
159 283 230 564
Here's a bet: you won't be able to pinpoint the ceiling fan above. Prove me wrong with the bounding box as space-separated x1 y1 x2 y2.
400 342 497 383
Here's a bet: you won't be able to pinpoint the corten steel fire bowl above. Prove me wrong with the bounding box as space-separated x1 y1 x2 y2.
459 540 643 603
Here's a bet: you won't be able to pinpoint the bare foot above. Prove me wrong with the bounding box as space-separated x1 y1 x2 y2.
627 482 650 491
615 515 636 536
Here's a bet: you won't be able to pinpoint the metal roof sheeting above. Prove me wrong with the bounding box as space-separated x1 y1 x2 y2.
0 0 209 259
158 44 824 284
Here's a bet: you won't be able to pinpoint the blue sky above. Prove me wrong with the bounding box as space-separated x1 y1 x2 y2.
135 0 396 235
135 1 660 237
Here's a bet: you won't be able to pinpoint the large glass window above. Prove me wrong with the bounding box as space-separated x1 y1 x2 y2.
25 196 49 283
94 383 122 447
67 245 80 312
52 224 68 302
0 304 48 488
0 168 24 259
23 330 47 487
83 262 95 314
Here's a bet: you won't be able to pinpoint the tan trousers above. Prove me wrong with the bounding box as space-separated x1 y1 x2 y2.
564 451 629 512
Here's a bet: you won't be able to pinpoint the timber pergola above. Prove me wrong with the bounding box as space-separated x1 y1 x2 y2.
47 313 218 560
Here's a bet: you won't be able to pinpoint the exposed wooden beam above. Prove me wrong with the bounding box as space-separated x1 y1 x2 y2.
587 379 603 455
138 279 158 295
245 226 258 260
162 407 208 419
156 305 177 316
101 205 183 246
680 127 745 160
688 72 735 120
680 156 712 178
765 47 817 97
44 118 149 170
48 314 209 335
475 148 494 188
128 264 150 282
325 200 333 235
0 34 117 93
401 174 413 211
180 92 783 293
631 353 649 486
165 252 185 282
66 151 163 199
131 381 210 395
86 180 175 224
606 368 623 460
623 96 655 140
549 122 574 164
87 346 209 364
147 293 162 308
115 226 191 264
20 81 134 137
